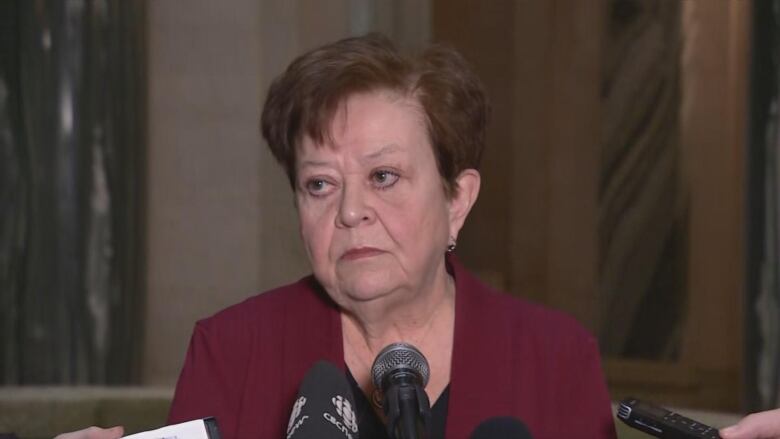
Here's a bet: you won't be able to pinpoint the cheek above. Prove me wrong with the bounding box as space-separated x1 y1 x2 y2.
297 200 335 257
418 206 450 247
381 190 449 249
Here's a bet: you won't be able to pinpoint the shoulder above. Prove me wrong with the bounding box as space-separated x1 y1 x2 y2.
193 275 323 338
451 256 595 347
508 294 594 344
481 284 595 347
452 258 598 361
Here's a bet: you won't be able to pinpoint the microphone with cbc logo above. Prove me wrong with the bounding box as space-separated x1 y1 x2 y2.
286 361 359 439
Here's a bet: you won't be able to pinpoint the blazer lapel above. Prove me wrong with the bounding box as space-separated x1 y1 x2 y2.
281 277 345 409
446 255 516 436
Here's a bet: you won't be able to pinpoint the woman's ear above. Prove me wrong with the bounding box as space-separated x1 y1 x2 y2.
448 169 481 239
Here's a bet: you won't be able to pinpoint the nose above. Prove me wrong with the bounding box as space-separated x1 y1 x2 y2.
337 182 375 228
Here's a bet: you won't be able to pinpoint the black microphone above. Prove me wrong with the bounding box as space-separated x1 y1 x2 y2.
286 360 359 439
469 417 534 439
371 342 431 439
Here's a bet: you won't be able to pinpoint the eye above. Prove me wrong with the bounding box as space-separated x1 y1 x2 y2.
371 169 400 189
304 178 335 196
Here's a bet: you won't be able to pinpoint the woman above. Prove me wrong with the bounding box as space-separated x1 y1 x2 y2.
167 33 616 439
65 34 617 439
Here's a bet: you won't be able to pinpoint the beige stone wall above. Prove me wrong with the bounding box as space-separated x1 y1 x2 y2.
143 0 430 386
144 0 304 385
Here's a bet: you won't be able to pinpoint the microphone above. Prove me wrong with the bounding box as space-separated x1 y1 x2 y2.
469 417 533 439
371 342 431 439
286 360 359 439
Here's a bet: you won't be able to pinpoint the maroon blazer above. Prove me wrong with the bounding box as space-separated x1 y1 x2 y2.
168 256 617 439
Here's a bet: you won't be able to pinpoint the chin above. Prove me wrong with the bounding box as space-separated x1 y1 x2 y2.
336 269 400 303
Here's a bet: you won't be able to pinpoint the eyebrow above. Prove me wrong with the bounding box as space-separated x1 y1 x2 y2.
298 159 330 168
298 144 403 169
361 144 402 163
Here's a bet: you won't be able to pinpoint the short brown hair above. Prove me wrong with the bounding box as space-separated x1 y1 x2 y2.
260 33 489 197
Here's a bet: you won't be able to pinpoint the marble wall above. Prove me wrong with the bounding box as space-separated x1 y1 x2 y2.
598 0 687 360
746 0 780 412
0 0 145 384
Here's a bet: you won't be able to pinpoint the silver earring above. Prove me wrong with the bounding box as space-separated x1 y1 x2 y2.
447 237 457 253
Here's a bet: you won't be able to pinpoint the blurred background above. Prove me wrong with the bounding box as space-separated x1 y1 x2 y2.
0 0 777 436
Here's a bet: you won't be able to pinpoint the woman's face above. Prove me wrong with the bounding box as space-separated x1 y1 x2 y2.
295 91 457 309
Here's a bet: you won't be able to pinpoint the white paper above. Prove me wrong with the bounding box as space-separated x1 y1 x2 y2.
122 419 211 439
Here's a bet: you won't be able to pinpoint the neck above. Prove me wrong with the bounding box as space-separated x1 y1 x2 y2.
341 267 455 355
340 262 457 407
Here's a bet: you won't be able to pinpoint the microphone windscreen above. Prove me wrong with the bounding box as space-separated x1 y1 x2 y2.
371 342 430 390
469 417 533 439
286 361 359 439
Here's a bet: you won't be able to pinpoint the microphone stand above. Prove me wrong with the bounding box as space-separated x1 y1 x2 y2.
383 370 431 439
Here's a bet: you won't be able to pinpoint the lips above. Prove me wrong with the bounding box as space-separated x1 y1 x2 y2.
340 247 384 261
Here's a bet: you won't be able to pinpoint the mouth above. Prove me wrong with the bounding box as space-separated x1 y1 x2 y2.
340 247 385 261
